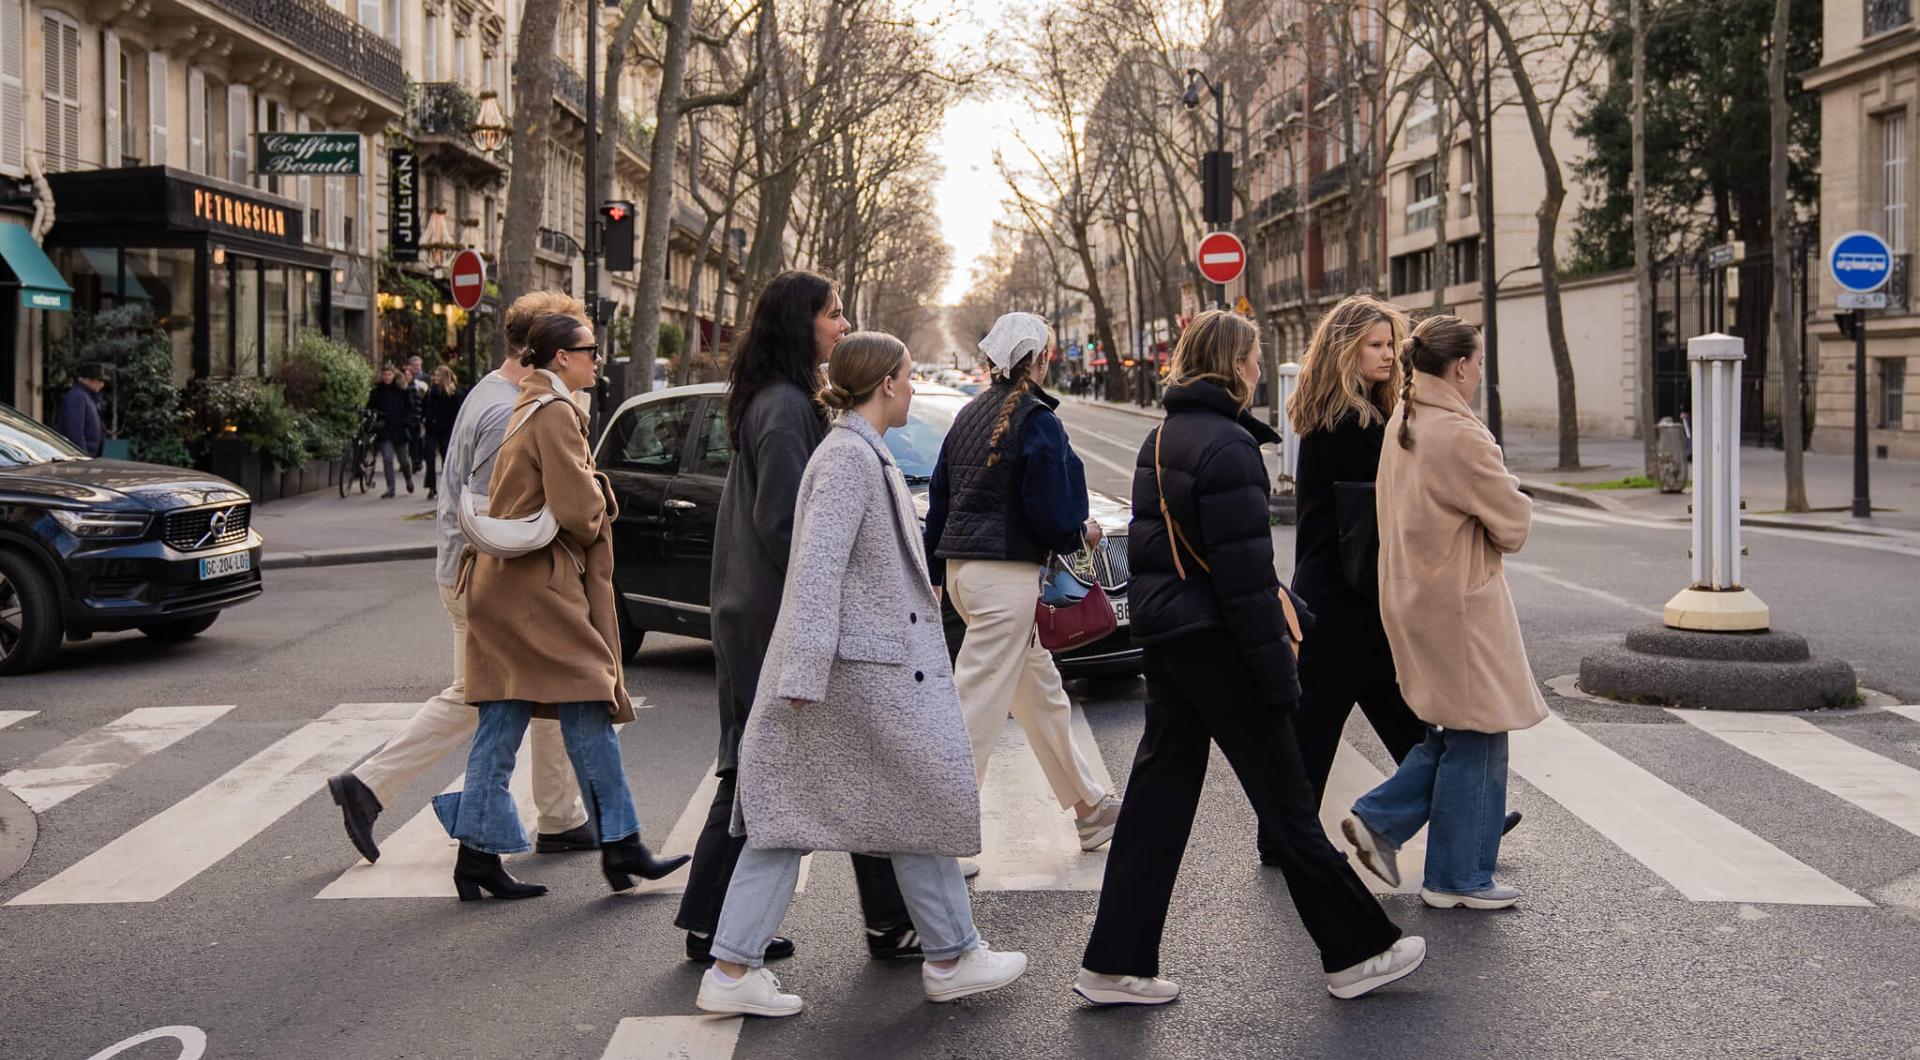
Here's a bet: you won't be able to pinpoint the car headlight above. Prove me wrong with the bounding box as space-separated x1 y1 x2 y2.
51 509 151 539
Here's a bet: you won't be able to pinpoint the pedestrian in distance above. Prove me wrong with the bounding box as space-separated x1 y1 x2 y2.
432 311 687 900
365 364 417 498
1076 309 1424 1007
695 332 1028 1018
1342 314 1545 912
52 364 107 457
327 293 594 868
422 365 463 501
924 312 1121 869
677 269 922 964
406 354 430 473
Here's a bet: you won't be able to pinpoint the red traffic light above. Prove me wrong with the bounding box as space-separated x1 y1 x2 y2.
603 204 628 222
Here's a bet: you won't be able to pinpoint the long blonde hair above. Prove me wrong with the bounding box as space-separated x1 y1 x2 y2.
1167 310 1259 409
1286 295 1406 435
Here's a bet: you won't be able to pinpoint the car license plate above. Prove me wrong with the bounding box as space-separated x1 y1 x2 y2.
199 552 251 580
1111 598 1129 625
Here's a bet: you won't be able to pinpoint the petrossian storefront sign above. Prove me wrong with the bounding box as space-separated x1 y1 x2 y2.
253 132 363 175
190 189 290 239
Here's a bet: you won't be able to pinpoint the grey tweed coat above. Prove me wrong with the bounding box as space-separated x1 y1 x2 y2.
732 411 982 857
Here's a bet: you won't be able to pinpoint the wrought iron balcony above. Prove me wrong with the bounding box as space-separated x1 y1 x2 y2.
203 0 404 102
553 61 588 116
1868 0 1911 36
411 82 479 141
1267 276 1303 306
538 226 579 258
1309 162 1349 202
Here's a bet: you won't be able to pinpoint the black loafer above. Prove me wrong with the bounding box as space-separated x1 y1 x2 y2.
534 823 600 853
1503 811 1523 836
866 924 923 960
327 772 383 864
685 931 796 963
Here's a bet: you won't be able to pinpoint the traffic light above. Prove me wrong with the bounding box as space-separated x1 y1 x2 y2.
1201 150 1234 224
600 200 636 272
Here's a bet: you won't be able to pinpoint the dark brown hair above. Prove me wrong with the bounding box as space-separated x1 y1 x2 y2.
727 270 836 447
1397 315 1480 450
520 313 591 370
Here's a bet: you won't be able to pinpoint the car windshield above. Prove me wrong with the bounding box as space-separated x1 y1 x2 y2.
0 402 86 468
888 391 968 483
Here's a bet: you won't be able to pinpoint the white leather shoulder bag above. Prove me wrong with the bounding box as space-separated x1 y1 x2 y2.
458 393 565 558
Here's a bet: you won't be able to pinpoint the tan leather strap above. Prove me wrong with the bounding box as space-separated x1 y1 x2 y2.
1277 587 1303 658
1154 425 1210 579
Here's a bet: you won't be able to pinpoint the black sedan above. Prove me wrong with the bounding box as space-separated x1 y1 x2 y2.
596 382 1138 677
0 402 263 675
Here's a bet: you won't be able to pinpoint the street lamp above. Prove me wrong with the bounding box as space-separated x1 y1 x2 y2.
1182 68 1231 310
1496 261 1540 290
420 208 460 271
469 90 509 155
1181 68 1225 154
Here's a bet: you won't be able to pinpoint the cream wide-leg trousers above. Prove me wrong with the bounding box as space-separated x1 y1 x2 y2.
352 583 589 835
946 558 1106 810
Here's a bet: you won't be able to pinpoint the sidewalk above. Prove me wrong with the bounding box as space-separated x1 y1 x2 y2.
1062 395 1920 539
252 486 438 570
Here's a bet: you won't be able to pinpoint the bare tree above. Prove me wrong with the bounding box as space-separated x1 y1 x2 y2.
496 0 567 361
1769 0 1807 511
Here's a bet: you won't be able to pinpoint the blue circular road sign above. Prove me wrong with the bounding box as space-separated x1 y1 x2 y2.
1827 230 1895 293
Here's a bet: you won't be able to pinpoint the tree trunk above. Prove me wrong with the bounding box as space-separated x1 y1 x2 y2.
1432 92 1452 312
1478 0 1580 469
497 0 565 363
1770 0 1808 511
1633 0 1657 475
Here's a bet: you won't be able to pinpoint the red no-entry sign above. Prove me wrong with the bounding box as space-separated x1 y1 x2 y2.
1195 231 1246 286
450 249 486 310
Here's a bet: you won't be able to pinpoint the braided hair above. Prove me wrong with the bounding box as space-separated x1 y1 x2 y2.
985 353 1036 467
1396 315 1480 450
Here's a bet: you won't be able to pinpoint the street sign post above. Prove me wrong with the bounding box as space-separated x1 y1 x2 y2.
1827 230 1892 519
450 250 486 311
1196 231 1245 309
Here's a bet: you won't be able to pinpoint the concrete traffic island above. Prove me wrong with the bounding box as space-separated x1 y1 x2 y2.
1577 334 1858 712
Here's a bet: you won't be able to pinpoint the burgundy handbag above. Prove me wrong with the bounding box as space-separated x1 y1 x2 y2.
1035 578 1118 651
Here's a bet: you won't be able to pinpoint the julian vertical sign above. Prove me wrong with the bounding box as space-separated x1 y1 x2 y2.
390 148 419 262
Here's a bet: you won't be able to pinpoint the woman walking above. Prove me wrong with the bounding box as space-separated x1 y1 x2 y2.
1076 310 1423 1006
695 333 1027 1018
365 363 416 498
422 365 463 501
677 271 918 963
1341 315 1544 911
433 313 687 900
924 312 1120 860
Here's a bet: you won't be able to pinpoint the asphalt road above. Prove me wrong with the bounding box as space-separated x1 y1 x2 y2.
3 401 1919 1060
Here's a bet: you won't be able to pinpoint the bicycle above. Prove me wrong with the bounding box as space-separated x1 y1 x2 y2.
338 409 384 497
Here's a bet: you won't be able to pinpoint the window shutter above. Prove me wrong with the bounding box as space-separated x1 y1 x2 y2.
147 51 167 166
186 66 204 173
227 82 248 182
328 174 344 248
58 18 78 171
0 0 22 175
102 30 120 167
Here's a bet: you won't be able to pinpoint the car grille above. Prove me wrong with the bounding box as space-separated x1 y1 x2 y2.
1049 536 1130 591
164 503 251 553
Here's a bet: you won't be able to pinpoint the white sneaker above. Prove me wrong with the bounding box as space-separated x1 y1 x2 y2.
695 966 803 1017
1341 816 1401 889
1326 936 1426 1000
1076 793 1123 851
922 944 1028 1002
959 858 981 879
1421 884 1521 910
1072 968 1180 1006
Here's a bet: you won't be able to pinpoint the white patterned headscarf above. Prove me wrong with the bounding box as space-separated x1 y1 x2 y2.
978 312 1051 373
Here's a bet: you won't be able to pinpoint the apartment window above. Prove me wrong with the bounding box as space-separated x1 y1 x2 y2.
425 11 440 81
1881 357 1908 429
1868 0 1912 37
40 12 80 171
454 29 467 84
1449 237 1480 286
1885 112 1908 253
118 47 136 165
1406 161 1438 234
1390 249 1433 297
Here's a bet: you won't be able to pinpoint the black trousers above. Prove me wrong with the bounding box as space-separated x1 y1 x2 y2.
1289 656 1430 808
1082 635 1401 976
673 767 911 935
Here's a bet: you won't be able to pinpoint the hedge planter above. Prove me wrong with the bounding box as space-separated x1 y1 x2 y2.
208 437 264 500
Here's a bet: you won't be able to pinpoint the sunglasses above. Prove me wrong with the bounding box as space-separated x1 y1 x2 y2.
562 344 603 362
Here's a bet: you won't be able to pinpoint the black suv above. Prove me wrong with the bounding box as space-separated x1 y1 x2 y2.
595 382 1138 677
0 402 263 674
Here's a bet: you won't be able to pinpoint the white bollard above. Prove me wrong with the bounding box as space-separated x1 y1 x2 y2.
1662 332 1770 631
1276 362 1301 486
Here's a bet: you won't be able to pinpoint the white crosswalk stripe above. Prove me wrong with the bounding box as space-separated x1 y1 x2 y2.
0 710 37 731
971 706 1116 891
1674 710 1920 840
618 760 813 900
1318 740 1428 895
598 1015 741 1060
8 703 415 906
2 706 233 813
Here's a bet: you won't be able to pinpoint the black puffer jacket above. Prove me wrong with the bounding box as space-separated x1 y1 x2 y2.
1128 379 1308 708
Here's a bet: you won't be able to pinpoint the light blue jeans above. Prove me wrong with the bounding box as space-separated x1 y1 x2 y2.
711 847 980 968
1351 727 1508 894
433 700 639 855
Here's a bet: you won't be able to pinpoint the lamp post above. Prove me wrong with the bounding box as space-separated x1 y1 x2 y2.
1183 67 1231 309
469 90 509 155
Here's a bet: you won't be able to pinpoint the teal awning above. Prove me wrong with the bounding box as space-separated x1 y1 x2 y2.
0 223 71 311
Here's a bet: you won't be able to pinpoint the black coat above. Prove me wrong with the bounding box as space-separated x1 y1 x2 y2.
1290 411 1395 675
1128 379 1304 708
365 382 417 445
423 386 464 443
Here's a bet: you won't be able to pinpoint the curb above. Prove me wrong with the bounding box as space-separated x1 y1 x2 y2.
1515 478 1611 512
262 544 437 571
0 786 36 886
1063 397 1164 422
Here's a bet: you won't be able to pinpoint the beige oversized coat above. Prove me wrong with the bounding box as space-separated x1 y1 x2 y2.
460 371 635 722
1376 372 1548 734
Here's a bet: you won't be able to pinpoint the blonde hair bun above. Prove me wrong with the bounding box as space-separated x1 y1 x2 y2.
822 332 909 412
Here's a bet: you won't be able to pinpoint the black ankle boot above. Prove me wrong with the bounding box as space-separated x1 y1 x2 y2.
452 844 548 901
600 834 691 891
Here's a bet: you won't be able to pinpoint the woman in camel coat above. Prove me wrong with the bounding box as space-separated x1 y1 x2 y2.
435 312 686 901
1341 314 1546 913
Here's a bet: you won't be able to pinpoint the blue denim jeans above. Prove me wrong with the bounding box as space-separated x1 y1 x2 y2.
710 847 980 968
433 700 639 855
1351 727 1508 894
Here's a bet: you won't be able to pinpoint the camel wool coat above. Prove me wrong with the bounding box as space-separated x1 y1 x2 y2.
1375 372 1547 734
461 370 635 723
732 412 981 857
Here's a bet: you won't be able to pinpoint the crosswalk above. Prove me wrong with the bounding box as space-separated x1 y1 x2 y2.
6 698 1920 913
